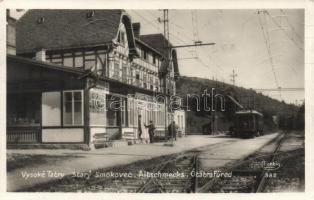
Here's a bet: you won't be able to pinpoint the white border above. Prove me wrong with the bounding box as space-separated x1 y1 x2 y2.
0 0 313 200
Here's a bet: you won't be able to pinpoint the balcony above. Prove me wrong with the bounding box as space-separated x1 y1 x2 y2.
132 58 158 73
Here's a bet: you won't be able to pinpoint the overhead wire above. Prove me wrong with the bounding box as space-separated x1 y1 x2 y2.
257 10 282 100
280 9 303 44
264 10 303 51
130 10 226 82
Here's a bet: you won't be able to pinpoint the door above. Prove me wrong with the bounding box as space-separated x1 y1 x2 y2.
139 108 149 141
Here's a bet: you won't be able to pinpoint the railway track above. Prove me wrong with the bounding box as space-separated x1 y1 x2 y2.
70 151 200 193
196 132 288 193
23 133 301 193
73 134 288 193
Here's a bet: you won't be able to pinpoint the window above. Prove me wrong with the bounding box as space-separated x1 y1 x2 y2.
128 99 135 126
129 68 134 84
89 89 106 125
63 55 74 67
106 95 119 127
122 64 128 83
156 104 166 127
84 54 96 70
117 31 126 46
150 75 154 90
74 53 83 68
121 100 126 127
51 54 62 65
120 31 125 45
135 72 140 86
96 52 106 76
45 54 51 62
37 17 45 24
63 91 83 126
153 55 156 64
42 92 61 126
141 49 148 60
113 61 120 80
143 72 147 89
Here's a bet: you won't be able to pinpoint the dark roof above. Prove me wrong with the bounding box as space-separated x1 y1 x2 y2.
140 33 171 56
16 9 136 54
140 33 179 77
7 54 86 75
7 54 163 96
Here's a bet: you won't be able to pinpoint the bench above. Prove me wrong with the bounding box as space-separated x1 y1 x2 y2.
92 133 112 148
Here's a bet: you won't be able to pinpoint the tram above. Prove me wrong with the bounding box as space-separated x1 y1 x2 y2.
233 110 264 138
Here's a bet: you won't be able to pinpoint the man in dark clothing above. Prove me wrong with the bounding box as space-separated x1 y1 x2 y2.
138 115 142 141
167 121 178 141
145 120 155 144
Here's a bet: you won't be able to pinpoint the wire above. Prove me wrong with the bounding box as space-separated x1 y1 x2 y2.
265 10 303 51
258 10 282 100
258 11 279 87
130 10 225 81
280 9 303 44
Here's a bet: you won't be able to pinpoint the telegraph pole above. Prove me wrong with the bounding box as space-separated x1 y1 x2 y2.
230 69 238 86
157 10 216 143
159 9 174 146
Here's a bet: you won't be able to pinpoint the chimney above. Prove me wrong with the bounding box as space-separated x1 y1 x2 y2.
132 22 141 38
6 10 17 55
35 49 46 62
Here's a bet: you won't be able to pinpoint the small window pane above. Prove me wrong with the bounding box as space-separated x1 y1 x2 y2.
64 101 72 125
75 56 83 68
74 101 82 124
74 92 82 101
85 60 95 70
65 92 72 101
63 56 73 67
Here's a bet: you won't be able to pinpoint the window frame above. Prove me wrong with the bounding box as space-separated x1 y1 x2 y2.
62 90 84 126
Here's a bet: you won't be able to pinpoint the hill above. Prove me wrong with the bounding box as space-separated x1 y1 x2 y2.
176 76 304 134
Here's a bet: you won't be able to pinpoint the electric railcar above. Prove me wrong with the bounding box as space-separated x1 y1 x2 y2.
233 110 264 138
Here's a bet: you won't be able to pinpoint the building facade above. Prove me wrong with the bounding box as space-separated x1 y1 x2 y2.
7 10 185 148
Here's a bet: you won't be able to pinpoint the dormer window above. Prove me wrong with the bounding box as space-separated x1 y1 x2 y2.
86 11 95 19
142 50 148 60
118 31 126 46
37 17 45 24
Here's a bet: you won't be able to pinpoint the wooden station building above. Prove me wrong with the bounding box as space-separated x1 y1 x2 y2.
6 10 186 148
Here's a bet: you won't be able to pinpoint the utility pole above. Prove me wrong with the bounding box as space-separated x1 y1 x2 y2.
157 10 216 143
159 9 174 146
230 69 237 86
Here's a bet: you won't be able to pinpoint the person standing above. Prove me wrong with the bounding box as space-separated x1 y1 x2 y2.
167 121 178 141
145 120 156 144
138 115 142 142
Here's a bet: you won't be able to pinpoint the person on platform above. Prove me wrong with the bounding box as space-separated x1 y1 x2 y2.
167 121 178 141
145 120 156 144
138 115 143 142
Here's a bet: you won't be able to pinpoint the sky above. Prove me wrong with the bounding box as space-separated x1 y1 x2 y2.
10 9 305 105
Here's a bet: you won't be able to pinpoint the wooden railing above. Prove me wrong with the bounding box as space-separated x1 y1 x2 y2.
7 126 41 144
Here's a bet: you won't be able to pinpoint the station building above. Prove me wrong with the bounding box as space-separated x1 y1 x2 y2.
6 10 186 148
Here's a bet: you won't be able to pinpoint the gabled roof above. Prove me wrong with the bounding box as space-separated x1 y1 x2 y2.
140 33 179 77
140 33 171 56
16 9 137 55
